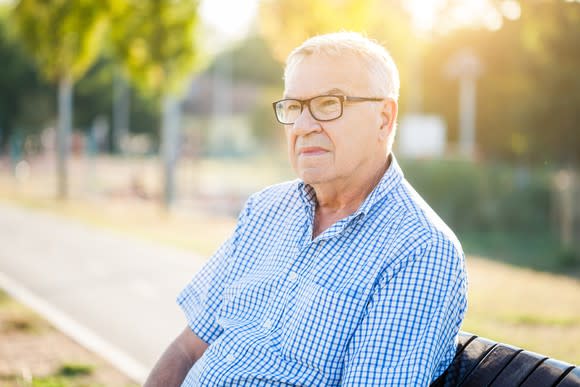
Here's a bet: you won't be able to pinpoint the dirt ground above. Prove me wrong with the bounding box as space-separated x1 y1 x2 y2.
0 289 137 387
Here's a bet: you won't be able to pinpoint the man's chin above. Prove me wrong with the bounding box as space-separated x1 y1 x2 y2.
298 169 330 186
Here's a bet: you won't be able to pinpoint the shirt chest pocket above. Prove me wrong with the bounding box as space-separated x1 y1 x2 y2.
218 274 280 325
281 282 366 374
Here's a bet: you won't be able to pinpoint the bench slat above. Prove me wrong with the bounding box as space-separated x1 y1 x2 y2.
520 358 575 386
435 336 496 386
489 350 547 386
460 345 521 386
555 366 580 387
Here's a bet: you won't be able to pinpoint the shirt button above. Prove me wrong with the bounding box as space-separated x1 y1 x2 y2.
288 271 298 282
225 353 236 362
262 319 273 330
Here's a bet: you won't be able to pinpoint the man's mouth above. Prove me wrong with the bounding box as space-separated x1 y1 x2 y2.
298 147 328 156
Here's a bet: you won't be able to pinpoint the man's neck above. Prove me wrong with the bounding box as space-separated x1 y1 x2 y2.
311 155 391 238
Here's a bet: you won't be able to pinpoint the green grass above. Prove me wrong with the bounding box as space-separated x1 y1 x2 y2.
464 256 580 364
56 363 94 378
30 377 72 387
461 231 580 276
29 364 100 387
500 313 579 327
0 289 45 334
0 288 9 305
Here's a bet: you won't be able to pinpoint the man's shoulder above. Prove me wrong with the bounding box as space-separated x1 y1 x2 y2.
391 179 463 257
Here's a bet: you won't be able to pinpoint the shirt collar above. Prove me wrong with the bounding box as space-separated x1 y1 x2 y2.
297 153 404 219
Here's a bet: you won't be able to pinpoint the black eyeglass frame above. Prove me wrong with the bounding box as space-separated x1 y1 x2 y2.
272 95 385 125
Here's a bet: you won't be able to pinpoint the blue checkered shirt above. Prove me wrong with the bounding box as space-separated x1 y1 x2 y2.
177 155 468 386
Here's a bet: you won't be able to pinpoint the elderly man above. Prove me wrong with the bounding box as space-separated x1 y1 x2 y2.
145 32 467 386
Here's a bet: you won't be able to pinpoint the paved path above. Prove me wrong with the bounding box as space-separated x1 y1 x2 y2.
0 203 209 383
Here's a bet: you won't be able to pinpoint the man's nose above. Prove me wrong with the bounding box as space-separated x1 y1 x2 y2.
291 107 322 136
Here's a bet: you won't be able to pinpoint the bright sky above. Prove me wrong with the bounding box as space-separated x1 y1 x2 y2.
199 0 521 44
405 0 521 33
0 0 523 41
199 0 260 43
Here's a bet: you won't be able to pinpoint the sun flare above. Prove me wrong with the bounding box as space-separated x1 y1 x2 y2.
405 0 521 33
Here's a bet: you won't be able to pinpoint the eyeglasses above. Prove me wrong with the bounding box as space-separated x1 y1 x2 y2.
272 95 384 125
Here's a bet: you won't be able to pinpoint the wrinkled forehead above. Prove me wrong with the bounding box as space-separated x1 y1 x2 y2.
283 52 374 98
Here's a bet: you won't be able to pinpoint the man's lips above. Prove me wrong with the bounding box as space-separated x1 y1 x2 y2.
298 147 328 156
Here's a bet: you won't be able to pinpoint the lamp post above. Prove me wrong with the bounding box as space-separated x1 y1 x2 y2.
445 48 483 158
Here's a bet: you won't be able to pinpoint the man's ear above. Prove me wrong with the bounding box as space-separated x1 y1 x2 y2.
379 99 397 140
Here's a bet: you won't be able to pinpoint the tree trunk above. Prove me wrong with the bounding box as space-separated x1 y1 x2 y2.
161 94 180 210
113 68 131 154
57 75 73 200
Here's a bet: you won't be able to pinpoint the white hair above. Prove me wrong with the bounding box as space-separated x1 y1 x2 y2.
284 31 400 151
284 31 400 101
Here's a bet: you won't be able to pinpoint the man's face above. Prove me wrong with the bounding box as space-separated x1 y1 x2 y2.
283 53 389 187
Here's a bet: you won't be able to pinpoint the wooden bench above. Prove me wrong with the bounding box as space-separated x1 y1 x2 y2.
430 332 580 386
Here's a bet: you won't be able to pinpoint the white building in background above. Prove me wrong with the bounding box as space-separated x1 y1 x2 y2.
397 114 447 159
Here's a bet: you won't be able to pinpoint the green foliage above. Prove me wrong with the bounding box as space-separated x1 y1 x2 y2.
11 0 110 82
109 0 203 96
400 158 580 272
209 35 284 85
557 247 580 269
0 12 53 149
73 55 160 136
421 2 580 166
519 1 580 165
401 159 552 233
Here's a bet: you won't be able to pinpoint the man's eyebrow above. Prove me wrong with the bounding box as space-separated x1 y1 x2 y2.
326 88 347 95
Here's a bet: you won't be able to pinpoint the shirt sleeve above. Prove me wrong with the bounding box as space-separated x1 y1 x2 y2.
340 236 468 386
176 195 254 344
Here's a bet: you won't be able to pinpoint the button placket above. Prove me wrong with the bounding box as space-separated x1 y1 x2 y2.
225 353 236 363
288 271 298 282
261 319 273 330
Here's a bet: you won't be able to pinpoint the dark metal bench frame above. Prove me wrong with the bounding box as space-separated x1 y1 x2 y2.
430 332 580 386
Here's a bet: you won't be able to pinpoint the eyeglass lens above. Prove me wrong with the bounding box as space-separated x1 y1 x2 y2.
275 96 342 124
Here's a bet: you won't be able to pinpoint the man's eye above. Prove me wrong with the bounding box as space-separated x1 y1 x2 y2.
322 100 339 107
317 98 340 109
287 103 301 111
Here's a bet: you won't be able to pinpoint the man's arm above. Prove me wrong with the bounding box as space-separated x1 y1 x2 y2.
144 326 209 387
341 238 467 386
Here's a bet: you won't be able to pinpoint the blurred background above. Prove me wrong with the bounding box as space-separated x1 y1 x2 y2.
0 0 579 385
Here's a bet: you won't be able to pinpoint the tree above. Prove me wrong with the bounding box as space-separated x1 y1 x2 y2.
110 0 204 209
0 9 52 154
259 0 378 63
208 35 283 86
420 1 580 165
519 1 580 165
11 0 110 199
73 54 161 148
